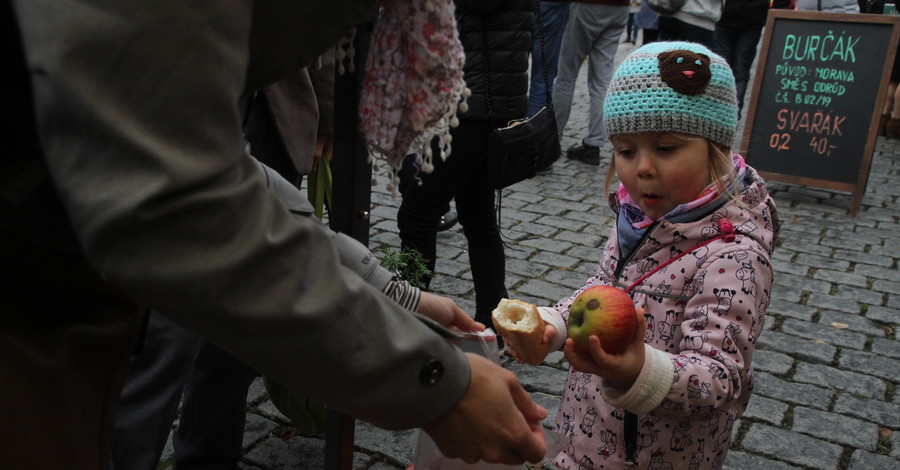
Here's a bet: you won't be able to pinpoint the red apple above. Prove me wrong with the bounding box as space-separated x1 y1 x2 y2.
567 285 637 354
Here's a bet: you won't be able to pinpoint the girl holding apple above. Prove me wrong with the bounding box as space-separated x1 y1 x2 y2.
500 41 780 469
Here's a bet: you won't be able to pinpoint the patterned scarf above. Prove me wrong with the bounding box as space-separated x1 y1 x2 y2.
359 0 468 196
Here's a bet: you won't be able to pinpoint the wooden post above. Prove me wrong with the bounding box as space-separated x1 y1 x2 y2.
324 16 375 470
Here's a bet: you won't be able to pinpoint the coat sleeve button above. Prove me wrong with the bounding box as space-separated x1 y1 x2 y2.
419 359 444 386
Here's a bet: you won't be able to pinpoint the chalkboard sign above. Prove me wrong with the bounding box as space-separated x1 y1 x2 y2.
741 10 900 215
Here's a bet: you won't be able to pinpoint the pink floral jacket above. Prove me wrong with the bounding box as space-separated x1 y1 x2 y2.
540 165 780 469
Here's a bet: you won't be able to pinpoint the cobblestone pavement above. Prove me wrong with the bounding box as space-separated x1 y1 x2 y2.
155 40 898 470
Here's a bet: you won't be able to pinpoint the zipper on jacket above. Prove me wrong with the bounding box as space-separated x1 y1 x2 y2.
624 411 638 465
613 219 659 465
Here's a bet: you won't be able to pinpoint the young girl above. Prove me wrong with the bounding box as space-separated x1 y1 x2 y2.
502 41 780 469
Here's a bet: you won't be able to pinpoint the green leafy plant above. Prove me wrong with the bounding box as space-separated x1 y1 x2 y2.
376 246 433 290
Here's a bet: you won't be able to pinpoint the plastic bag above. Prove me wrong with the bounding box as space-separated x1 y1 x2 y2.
411 329 566 469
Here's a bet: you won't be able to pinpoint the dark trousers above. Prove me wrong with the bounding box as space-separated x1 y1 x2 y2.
397 118 508 326
528 1 570 115
111 312 258 470
658 16 715 49
714 25 763 115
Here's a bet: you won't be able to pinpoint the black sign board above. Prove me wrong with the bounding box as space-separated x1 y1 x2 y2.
741 10 900 216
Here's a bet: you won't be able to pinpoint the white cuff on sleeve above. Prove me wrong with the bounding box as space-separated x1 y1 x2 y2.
600 345 672 414
537 306 568 353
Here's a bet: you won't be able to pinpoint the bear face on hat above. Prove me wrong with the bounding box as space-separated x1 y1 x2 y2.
658 49 712 95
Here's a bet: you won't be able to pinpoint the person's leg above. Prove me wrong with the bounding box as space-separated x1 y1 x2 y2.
642 28 659 45
552 3 594 139
528 2 570 115
583 4 628 148
397 128 475 289
660 17 715 48
112 312 199 470
451 123 508 328
729 27 763 115
625 11 633 42
172 341 258 470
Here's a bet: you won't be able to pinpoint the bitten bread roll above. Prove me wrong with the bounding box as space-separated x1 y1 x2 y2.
491 298 549 365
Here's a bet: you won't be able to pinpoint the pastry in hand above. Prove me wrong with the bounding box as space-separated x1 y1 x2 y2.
491 298 549 365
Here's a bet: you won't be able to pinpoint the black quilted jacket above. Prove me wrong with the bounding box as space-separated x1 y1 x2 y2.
454 0 535 125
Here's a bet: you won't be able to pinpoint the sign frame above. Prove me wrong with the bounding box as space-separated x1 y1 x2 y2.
740 10 900 216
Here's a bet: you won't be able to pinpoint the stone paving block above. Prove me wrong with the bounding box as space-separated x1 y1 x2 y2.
504 191 545 204
833 393 900 429
889 294 900 310
792 406 880 451
871 337 900 359
813 269 869 288
800 254 851 272
543 268 590 288
819 311 886 337
434 258 473 279
781 318 868 349
504 243 539 261
866 306 900 325
723 450 805 470
833 249 896 268
507 362 569 396
429 274 473 298
256 400 290 424
766 298 816 321
854 262 900 280
772 258 809 277
756 331 836 364
507 258 556 279
516 218 562 241
832 284 888 307
742 394 789 426
847 449 900 470
530 251 581 270
752 349 795 375
839 349 900 382
555 231 606 250
516 279 578 305
353 422 418 466
782 239 834 262
774 273 833 296
532 214 586 231
740 424 842 470
519 203 568 217
806 293 862 315
873 279 900 296
870 244 900 260
565 245 603 262
793 362 886 399
519 236 574 255
753 372 833 410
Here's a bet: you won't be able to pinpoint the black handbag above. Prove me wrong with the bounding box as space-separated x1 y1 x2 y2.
488 107 560 189
483 1 561 190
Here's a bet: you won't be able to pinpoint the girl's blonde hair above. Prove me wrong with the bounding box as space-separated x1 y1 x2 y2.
603 133 740 204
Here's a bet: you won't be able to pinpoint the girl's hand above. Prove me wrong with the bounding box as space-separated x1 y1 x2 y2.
504 323 556 364
563 307 646 388
417 292 485 333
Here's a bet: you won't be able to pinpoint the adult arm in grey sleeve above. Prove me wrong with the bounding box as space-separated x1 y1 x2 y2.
13 0 548 463
14 0 463 430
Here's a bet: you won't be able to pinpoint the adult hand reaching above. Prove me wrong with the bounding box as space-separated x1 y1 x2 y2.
417 292 485 333
421 354 548 465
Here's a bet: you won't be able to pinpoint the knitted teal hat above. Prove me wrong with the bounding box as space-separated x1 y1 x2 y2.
603 41 738 149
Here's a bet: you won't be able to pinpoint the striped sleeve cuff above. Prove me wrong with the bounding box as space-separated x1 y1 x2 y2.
382 280 421 312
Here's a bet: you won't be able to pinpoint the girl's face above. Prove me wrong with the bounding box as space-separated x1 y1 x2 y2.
611 132 712 221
